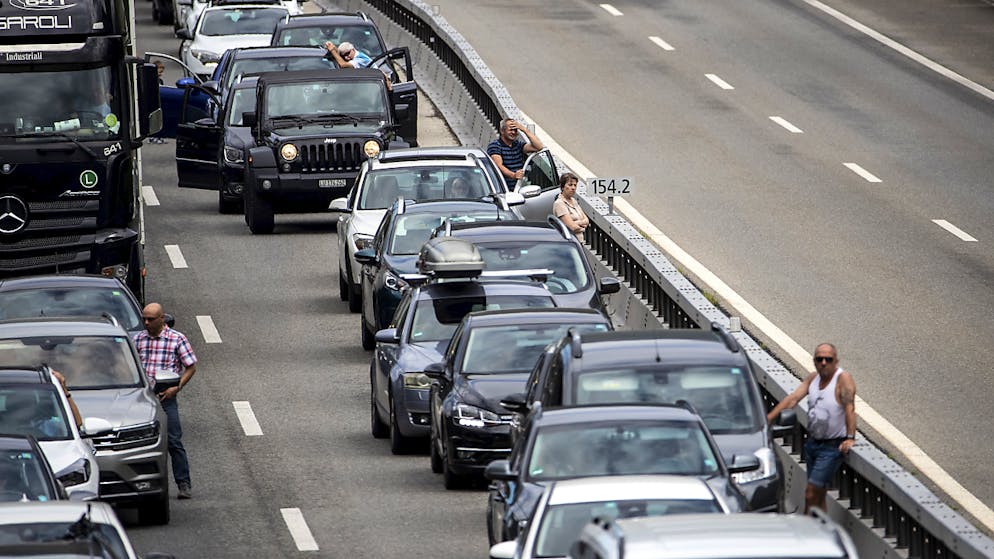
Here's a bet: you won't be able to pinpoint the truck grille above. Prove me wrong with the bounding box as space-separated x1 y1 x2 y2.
298 141 365 173
0 195 98 277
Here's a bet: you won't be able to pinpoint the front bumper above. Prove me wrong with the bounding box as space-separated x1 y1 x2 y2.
92 434 168 505
249 170 355 202
395 387 431 438
445 424 512 475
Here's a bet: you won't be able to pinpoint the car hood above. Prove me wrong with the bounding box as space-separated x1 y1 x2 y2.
38 440 90 476
192 34 273 54
456 373 529 412
224 126 253 147
71 388 157 428
397 341 447 371
712 430 767 464
350 209 388 238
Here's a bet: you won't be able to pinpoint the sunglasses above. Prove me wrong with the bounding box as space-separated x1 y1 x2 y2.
142 316 161 322
814 356 834 364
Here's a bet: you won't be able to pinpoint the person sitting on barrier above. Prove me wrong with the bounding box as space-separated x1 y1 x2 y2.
553 172 589 242
487 118 544 190
766 343 857 514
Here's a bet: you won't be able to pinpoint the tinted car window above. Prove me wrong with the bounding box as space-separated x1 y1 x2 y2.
275 24 383 57
462 323 608 374
409 295 554 343
0 523 128 557
0 387 71 441
200 8 287 36
0 336 142 388
358 167 496 209
573 366 761 434
265 81 386 132
476 242 589 294
0 288 141 331
0 448 56 502
389 212 508 255
225 56 334 92
527 421 719 481
226 88 257 126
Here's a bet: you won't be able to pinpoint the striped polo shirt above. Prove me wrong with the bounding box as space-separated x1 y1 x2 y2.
487 138 526 188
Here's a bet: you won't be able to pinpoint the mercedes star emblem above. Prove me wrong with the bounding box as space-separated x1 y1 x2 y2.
0 195 29 234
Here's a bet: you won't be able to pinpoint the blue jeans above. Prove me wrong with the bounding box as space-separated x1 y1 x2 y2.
160 395 190 487
805 438 844 488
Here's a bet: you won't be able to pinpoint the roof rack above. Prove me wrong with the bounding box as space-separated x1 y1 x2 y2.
709 322 741 353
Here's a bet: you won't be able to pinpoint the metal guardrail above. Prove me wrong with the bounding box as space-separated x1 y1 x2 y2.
331 0 994 557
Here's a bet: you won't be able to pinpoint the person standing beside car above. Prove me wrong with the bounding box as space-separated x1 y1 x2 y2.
766 343 856 514
487 118 544 189
134 303 198 500
553 172 589 242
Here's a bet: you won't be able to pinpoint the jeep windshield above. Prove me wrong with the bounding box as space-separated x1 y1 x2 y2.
0 337 143 390
0 66 123 141
264 80 387 133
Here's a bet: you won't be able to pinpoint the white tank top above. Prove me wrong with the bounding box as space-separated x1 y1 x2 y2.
807 369 847 440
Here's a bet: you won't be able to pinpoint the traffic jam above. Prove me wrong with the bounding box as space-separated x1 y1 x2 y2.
0 0 863 556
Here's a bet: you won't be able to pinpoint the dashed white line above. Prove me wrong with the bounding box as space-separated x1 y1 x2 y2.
280 508 319 551
232 401 264 436
164 245 188 269
932 219 978 242
648 36 675 51
705 73 735 90
196 315 222 344
142 186 160 206
599 3 623 16
769 116 804 134
843 162 882 183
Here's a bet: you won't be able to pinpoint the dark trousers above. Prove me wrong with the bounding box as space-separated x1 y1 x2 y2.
158 388 191 487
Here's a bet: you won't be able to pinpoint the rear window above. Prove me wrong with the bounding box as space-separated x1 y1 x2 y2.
200 7 287 36
274 23 384 58
389 212 510 255
409 295 553 343
358 167 497 210
0 287 141 331
0 387 71 442
0 336 142 389
475 242 589 294
461 323 608 374
0 448 57 502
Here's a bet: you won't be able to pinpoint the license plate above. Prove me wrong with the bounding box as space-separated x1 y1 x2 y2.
319 179 347 188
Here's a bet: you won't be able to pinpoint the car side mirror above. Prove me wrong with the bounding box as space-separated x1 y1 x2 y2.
518 184 541 198
354 248 377 265
82 417 114 437
771 408 797 437
423 361 446 380
489 541 516 559
598 277 621 295
176 76 196 88
242 112 257 128
164 313 175 328
175 28 192 40
503 192 526 207
728 454 761 474
499 393 528 414
374 328 399 344
484 459 517 482
329 197 349 212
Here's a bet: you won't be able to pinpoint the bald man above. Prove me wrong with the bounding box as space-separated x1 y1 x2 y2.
134 303 198 499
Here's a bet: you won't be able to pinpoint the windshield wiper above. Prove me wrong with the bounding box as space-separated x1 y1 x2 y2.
267 112 363 127
0 131 100 159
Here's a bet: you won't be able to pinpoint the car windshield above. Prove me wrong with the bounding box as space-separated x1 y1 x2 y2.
225 56 334 92
0 65 122 141
388 212 511 255
0 523 129 558
0 287 141 331
527 421 719 481
573 366 762 434
226 87 257 126
264 80 386 131
274 24 384 58
358 167 498 209
0 447 56 502
409 295 554 343
0 387 71 442
0 337 142 389
461 323 608 374
534 498 721 557
475 242 590 294
199 7 287 36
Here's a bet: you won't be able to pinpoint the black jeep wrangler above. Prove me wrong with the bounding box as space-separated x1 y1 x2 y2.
242 66 417 234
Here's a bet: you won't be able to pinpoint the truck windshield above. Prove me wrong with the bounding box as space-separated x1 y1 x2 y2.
0 66 122 141
265 80 386 131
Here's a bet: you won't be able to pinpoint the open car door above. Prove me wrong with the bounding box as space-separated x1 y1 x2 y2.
145 52 204 138
370 47 418 147
175 84 220 190
514 149 561 221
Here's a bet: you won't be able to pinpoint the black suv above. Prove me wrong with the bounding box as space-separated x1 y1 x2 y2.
504 325 796 512
243 67 417 233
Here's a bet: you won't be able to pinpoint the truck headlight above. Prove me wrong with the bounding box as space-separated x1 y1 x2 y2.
402 372 431 389
191 49 220 65
224 146 244 164
454 404 501 428
732 448 776 484
363 140 380 158
280 143 298 161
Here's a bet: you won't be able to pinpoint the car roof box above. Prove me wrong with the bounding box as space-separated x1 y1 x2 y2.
417 237 484 278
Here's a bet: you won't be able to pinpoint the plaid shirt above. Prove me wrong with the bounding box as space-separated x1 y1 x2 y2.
133 326 197 387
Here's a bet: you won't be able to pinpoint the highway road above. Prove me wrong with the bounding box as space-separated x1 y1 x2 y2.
426 0 994 510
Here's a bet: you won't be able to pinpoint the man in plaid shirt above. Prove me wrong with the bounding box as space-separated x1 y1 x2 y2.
134 302 198 500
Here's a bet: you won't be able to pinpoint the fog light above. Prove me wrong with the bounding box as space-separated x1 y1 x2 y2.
101 264 128 279
262 180 272 190
134 481 152 491
282 164 291 172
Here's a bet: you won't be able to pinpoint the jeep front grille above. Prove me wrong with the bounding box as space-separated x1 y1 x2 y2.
299 141 364 173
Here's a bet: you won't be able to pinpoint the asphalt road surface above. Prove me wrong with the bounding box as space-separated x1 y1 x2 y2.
426 0 994 509
128 4 487 557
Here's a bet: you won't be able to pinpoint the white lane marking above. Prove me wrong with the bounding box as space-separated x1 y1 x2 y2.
232 401 264 436
599 3 623 16
517 108 994 532
801 0 994 103
769 116 804 133
280 508 319 551
196 315 222 344
705 73 735 90
932 219 978 242
164 245 188 269
648 36 675 51
843 162 882 183
142 186 160 206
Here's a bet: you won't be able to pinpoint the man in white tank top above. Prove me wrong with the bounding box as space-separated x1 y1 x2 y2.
767 343 857 514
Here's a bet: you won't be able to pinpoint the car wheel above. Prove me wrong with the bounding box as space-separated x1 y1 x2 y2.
442 425 467 490
389 392 411 455
245 188 274 234
361 319 375 351
339 267 349 302
370 365 388 439
159 4 174 25
138 494 170 526
486 492 500 546
218 189 241 214
429 409 443 474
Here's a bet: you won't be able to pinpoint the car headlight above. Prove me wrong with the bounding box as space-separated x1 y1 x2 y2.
384 270 408 292
732 447 776 484
224 146 244 164
454 404 502 428
191 49 220 65
280 143 298 161
58 458 91 487
352 233 374 251
402 372 431 389
363 140 380 158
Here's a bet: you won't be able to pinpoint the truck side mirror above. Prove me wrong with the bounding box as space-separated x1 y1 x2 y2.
137 63 163 140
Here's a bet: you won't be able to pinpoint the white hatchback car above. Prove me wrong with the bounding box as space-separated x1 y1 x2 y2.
179 4 290 79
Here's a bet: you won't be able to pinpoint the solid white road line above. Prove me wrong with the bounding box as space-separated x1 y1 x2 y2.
280 508 319 551
648 36 675 51
232 401 264 436
196 315 222 344
769 116 804 134
164 245 188 269
516 108 994 531
599 3 623 16
142 186 160 206
932 219 978 242
705 73 735 90
801 0 994 103
843 162 882 183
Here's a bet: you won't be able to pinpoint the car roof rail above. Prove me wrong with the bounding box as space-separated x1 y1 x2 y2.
100 312 120 329
356 10 369 21
568 327 583 358
396 195 406 215
675 399 699 416
37 364 53 384
546 215 572 240
709 321 741 353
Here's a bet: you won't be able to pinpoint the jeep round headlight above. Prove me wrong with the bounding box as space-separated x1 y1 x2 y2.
363 140 380 158
280 143 298 161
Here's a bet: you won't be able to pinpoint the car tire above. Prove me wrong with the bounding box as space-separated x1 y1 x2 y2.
361 319 375 351
159 5 174 25
370 365 388 439
442 426 468 490
389 392 411 455
339 267 349 302
486 492 500 546
245 188 274 234
138 495 170 526
429 412 443 474
218 190 241 214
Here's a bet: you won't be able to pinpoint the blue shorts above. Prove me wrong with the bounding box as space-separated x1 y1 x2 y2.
805 438 845 488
